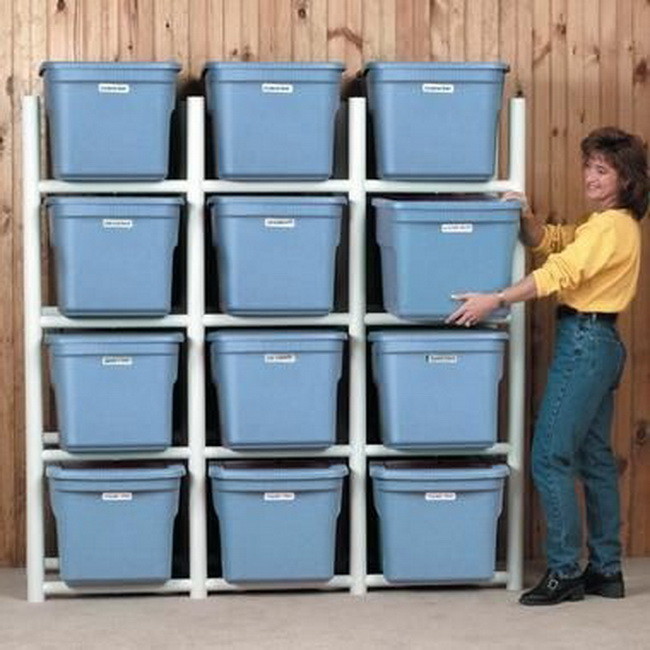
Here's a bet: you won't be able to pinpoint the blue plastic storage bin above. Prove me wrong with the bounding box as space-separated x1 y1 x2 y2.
365 62 508 179
208 330 345 449
373 198 520 320
204 62 344 179
47 464 185 585
208 196 345 315
209 462 348 582
46 197 182 317
46 333 183 452
369 330 507 449
40 62 180 180
370 462 508 582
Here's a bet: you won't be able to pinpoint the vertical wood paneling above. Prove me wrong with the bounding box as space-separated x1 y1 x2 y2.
0 0 14 568
614 0 635 556
327 0 347 71
362 0 382 62
292 0 312 61
566 0 585 217
3 0 650 567
465 0 483 61
345 0 363 75
630 0 650 555
430 0 450 61
241 0 260 62
448 0 465 60
379 0 396 60
310 0 328 61
413 0 431 61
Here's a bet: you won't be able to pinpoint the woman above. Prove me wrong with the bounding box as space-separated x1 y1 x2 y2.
447 127 648 606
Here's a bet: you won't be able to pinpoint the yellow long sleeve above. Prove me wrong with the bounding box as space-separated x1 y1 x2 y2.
531 209 641 312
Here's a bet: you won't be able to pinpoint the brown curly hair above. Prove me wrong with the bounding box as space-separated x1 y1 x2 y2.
581 127 649 220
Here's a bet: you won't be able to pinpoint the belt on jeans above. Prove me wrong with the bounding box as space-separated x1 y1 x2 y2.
556 304 618 323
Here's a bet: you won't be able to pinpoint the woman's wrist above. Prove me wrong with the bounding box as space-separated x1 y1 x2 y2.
497 290 509 308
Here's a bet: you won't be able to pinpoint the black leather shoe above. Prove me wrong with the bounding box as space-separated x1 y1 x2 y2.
519 570 585 606
582 564 625 598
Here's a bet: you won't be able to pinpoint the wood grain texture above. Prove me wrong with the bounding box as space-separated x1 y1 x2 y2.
2 0 650 567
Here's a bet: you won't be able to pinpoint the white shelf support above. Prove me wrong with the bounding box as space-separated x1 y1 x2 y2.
186 97 208 599
23 96 45 603
348 97 368 597
506 96 526 591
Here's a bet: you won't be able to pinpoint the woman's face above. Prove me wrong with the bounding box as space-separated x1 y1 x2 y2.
583 153 621 210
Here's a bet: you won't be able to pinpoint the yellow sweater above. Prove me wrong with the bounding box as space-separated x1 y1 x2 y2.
531 208 641 313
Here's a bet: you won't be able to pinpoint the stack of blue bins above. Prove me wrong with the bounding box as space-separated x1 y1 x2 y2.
40 61 185 586
204 61 349 583
365 61 514 583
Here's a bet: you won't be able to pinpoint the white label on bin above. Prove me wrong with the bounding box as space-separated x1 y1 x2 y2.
98 83 130 94
102 492 133 502
102 356 133 367
441 223 473 234
264 492 295 501
264 354 297 364
425 492 457 501
102 219 133 230
264 218 295 229
261 83 294 94
422 83 455 94
426 354 458 364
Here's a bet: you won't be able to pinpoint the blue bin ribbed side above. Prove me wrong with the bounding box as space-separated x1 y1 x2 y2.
209 463 348 582
47 465 185 585
208 330 345 449
46 197 182 317
40 62 180 180
365 62 508 180
370 462 508 582
373 198 520 320
369 330 507 449
46 333 183 452
204 62 344 179
208 196 345 315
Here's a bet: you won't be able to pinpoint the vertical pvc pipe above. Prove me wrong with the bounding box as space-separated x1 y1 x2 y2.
348 97 367 596
22 97 45 603
186 97 208 599
507 97 526 591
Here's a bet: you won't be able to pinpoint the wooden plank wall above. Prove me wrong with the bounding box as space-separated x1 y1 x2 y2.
1 0 649 566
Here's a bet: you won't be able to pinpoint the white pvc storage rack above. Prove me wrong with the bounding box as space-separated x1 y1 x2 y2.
23 94 526 602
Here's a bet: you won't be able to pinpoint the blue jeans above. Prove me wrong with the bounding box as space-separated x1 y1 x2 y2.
532 313 626 577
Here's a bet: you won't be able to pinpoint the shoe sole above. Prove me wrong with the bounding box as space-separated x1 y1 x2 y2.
519 587 585 606
585 584 625 599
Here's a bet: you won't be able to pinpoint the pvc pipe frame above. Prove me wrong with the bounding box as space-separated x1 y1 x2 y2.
23 96 526 601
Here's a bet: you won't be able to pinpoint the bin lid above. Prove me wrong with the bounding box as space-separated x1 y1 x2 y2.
204 61 345 82
372 197 521 222
207 196 346 207
368 330 507 344
40 61 181 75
46 332 184 346
45 197 184 208
47 464 186 481
207 330 346 344
364 61 509 83
207 195 346 218
365 61 509 72
209 462 348 481
45 196 184 218
369 461 509 481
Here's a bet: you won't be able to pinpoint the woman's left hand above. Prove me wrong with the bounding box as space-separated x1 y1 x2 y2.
446 292 501 327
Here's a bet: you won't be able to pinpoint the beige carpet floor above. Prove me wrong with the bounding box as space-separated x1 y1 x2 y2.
1 560 649 649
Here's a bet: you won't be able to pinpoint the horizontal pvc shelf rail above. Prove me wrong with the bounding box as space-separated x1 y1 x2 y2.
23 94 526 602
